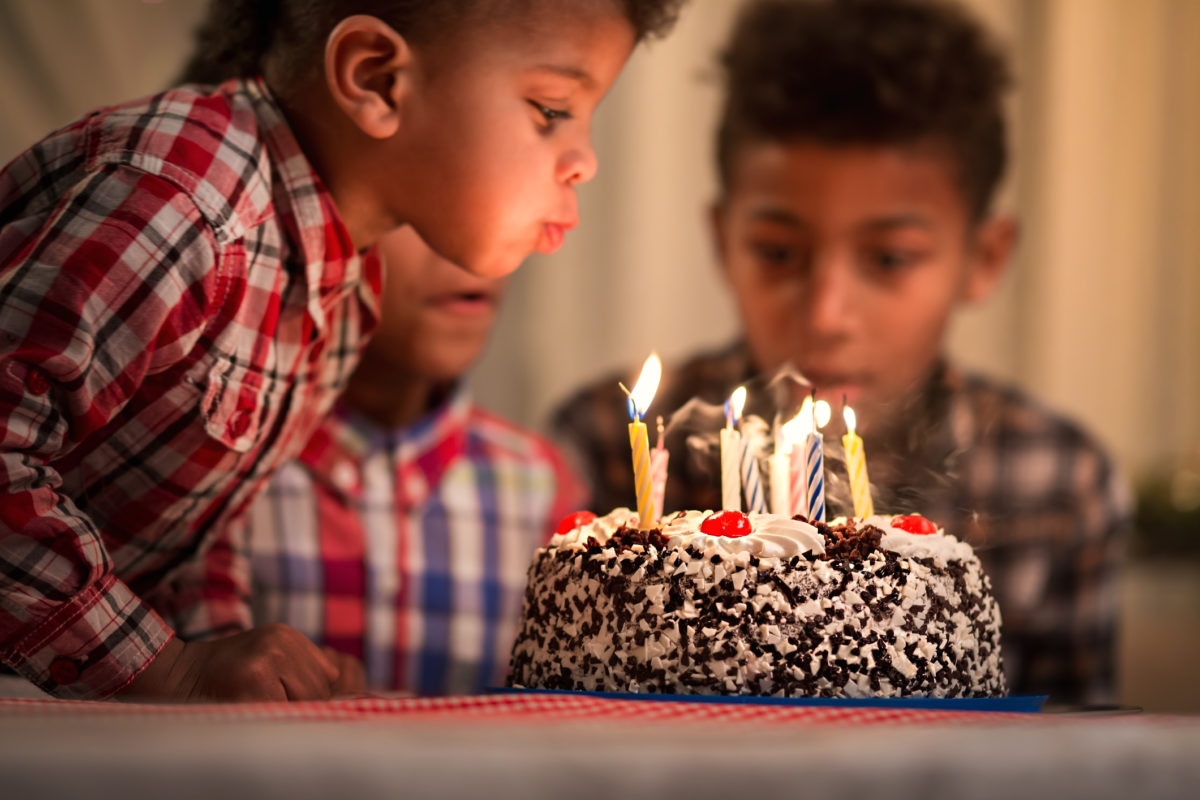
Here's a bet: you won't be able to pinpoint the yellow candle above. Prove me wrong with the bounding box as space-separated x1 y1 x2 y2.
624 353 663 528
629 418 654 527
841 404 874 518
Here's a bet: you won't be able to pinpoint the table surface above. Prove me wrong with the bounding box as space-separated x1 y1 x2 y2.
1 689 1197 800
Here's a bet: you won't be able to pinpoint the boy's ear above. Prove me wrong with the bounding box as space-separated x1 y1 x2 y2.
324 15 412 140
962 214 1018 303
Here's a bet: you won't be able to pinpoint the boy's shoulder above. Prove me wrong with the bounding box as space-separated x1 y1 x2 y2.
65 82 275 241
948 366 1129 502
953 367 1098 447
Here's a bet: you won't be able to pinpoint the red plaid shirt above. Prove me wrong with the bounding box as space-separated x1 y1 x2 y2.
0 78 381 699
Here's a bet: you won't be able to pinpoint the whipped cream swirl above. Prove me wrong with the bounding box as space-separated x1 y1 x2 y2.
551 508 825 559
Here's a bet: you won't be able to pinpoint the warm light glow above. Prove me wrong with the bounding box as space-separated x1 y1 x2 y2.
814 399 832 429
730 385 747 420
628 352 662 420
843 404 858 434
781 404 811 448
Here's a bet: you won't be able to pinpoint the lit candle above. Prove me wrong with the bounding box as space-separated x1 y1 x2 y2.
649 415 670 522
769 414 790 516
739 424 768 515
623 353 662 528
781 399 813 517
720 386 745 512
841 402 874 519
804 394 829 523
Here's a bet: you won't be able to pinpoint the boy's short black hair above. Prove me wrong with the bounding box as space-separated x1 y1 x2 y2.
179 0 686 88
715 0 1013 221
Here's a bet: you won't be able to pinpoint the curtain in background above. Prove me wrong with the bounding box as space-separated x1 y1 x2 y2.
1 0 1196 483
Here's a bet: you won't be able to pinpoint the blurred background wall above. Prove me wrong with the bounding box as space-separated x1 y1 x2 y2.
1 0 1197 711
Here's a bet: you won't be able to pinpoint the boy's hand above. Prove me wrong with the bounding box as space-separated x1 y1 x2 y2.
323 647 367 696
119 623 343 702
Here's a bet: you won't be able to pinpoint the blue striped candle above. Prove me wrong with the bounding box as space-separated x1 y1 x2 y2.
803 429 826 523
739 436 768 514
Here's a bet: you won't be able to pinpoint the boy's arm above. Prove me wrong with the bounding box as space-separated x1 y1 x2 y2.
0 166 341 700
152 515 255 643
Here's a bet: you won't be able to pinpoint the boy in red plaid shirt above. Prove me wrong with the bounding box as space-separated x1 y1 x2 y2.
0 0 684 702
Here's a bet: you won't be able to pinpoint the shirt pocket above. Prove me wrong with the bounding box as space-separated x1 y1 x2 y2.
199 354 289 453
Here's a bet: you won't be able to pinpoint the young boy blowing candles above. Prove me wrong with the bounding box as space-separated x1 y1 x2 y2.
552 0 1131 706
0 0 685 702
163 226 587 695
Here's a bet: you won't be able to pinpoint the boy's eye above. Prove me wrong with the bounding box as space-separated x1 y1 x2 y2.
867 249 922 273
749 241 804 272
529 101 572 130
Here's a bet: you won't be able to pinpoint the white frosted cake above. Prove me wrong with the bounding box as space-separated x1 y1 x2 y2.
509 509 1006 698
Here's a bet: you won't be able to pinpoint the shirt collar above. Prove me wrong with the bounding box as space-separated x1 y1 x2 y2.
241 77 381 334
297 385 472 503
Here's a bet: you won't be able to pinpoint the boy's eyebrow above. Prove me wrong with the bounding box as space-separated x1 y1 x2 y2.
529 64 596 89
749 208 805 226
860 214 935 231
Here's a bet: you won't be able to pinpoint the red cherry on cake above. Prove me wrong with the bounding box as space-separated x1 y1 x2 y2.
699 510 752 538
555 510 597 535
891 514 938 535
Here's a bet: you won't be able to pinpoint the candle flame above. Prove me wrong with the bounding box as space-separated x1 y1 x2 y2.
628 352 662 420
843 404 858 434
781 396 814 447
814 399 832 429
728 385 748 427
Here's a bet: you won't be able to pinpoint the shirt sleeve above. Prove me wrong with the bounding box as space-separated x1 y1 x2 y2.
549 380 637 514
0 164 221 698
149 515 254 642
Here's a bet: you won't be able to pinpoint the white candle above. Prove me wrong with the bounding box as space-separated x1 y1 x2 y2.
769 448 790 516
720 386 747 512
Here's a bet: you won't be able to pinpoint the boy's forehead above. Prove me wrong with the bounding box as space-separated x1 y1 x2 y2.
725 139 971 224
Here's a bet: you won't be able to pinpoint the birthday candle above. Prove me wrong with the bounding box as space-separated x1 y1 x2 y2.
841 403 874 518
720 387 746 512
623 353 662 528
781 398 814 517
649 416 670 521
803 396 827 523
739 430 768 514
769 415 791 517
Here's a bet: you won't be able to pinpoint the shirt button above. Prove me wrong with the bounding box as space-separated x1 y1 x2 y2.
26 369 51 395
331 459 358 492
226 409 252 439
48 656 81 685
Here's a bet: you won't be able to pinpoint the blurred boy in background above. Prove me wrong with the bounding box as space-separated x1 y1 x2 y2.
163 225 586 695
552 0 1131 706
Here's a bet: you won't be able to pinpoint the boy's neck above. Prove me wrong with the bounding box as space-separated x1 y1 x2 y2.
340 372 453 431
270 78 396 251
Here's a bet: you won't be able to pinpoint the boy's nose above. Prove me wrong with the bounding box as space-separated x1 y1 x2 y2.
559 139 598 185
805 259 856 339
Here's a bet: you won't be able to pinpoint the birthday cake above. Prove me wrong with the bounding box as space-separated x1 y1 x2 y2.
508 509 1006 698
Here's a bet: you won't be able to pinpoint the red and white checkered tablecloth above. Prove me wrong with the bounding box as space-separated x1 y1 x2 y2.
0 692 1049 725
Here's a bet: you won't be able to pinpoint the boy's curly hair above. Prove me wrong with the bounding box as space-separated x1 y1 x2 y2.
178 0 686 87
715 0 1013 221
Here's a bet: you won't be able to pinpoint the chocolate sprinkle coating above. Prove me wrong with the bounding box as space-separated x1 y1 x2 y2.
509 517 1007 698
